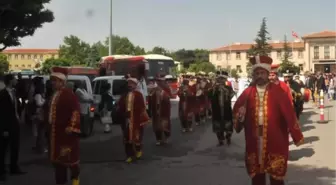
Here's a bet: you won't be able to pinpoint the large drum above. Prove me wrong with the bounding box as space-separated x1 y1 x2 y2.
303 88 311 102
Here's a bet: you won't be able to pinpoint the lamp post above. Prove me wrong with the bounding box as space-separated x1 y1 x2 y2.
108 0 113 55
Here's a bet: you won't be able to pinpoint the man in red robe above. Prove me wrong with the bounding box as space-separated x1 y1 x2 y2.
177 76 195 132
49 67 81 185
233 56 304 185
117 77 149 163
148 74 171 145
269 64 293 104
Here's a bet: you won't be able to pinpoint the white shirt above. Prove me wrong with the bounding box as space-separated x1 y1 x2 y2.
75 88 93 114
136 78 148 104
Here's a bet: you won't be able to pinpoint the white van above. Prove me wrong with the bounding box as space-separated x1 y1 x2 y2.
24 75 95 137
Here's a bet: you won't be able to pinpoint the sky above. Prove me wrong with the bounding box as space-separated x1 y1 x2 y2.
16 0 336 51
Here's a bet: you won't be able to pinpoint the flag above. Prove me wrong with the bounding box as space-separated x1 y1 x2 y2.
292 31 299 38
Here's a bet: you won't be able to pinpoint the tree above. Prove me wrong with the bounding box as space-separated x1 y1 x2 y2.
59 35 91 65
230 68 240 79
0 0 54 51
0 54 9 75
173 49 196 68
246 17 273 77
188 61 216 73
91 41 108 57
148 46 169 55
278 35 300 75
104 35 145 55
40 58 72 74
193 49 209 63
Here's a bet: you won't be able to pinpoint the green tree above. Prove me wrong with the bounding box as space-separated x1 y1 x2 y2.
230 68 240 79
0 54 9 75
91 41 108 57
188 61 215 73
59 35 91 65
247 17 273 77
173 49 196 68
193 49 209 63
278 35 300 75
104 35 146 55
40 58 72 74
0 0 54 51
148 46 169 55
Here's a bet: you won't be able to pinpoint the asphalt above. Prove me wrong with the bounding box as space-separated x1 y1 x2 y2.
6 99 336 185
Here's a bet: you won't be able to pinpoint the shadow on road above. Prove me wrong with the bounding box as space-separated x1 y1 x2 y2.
289 136 319 146
288 148 315 161
287 164 336 185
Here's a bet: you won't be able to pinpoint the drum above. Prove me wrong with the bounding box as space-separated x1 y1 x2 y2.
303 88 311 102
196 89 203 97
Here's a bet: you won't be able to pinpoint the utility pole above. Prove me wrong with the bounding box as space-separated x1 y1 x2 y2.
108 0 113 55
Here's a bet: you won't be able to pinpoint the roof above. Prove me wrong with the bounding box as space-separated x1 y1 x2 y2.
302 30 336 39
93 76 125 81
141 54 173 60
210 41 305 52
2 48 59 54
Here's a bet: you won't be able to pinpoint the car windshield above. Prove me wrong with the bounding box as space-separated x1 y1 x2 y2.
67 80 87 91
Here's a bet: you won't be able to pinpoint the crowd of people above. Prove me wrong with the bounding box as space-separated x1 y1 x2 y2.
0 54 334 185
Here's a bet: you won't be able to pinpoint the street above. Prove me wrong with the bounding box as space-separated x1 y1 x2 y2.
7 100 336 185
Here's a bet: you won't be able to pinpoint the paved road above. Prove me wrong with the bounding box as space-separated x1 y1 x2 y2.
7 100 336 185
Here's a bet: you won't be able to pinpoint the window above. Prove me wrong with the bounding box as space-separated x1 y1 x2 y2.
67 80 88 91
51 54 55 58
277 51 281 59
289 51 293 58
236 65 241 72
314 46 319 59
34 55 37 59
216 53 222 61
298 50 303 59
246 53 250 59
324 45 330 59
40 55 43 59
15 65 18 67
236 52 241 60
226 53 231 60
28 64 31 67
299 64 303 71
7 55 11 59
28 55 31 59
21 64 25 67
15 54 18 59
113 79 128 95
93 80 109 95
21 55 24 59
9 65 11 67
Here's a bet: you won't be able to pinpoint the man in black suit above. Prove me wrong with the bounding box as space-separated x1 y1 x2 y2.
0 74 26 181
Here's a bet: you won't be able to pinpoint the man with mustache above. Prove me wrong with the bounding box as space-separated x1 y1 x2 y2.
233 56 304 185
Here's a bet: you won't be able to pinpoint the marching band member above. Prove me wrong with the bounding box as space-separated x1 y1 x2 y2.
268 64 293 104
208 71 234 146
117 77 150 163
194 71 207 125
283 71 304 119
148 74 171 145
233 56 304 185
49 67 81 185
177 74 195 132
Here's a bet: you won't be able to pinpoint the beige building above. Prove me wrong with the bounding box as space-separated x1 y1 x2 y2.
210 30 336 76
1 48 59 71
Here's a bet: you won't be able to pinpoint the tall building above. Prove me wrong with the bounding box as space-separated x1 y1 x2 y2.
1 48 59 71
209 30 336 76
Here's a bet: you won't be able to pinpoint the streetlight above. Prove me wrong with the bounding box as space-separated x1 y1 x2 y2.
108 0 113 55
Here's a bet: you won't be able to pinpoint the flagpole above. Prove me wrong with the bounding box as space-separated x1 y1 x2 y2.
108 0 113 55
228 18 231 69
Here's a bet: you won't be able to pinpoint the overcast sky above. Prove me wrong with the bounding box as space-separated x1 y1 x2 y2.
16 0 336 51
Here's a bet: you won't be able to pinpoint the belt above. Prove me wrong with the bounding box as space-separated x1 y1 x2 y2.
258 125 263 136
